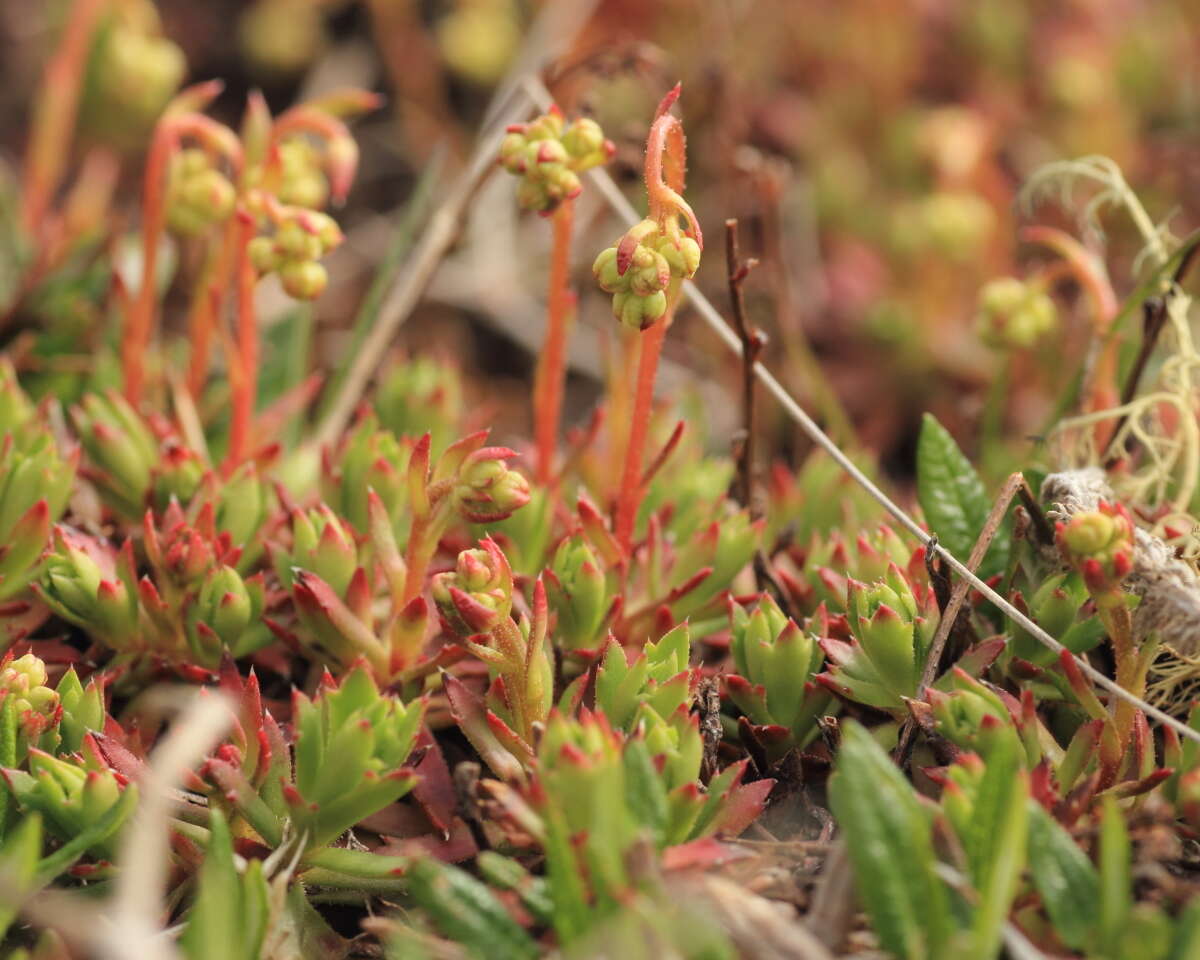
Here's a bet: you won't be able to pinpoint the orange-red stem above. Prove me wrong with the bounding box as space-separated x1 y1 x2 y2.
615 315 668 553
187 219 239 398
22 0 107 233
534 201 575 483
125 110 240 409
224 213 258 472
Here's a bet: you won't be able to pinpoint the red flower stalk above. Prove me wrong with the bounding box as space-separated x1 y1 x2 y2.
613 85 702 554
125 90 242 409
186 219 239 398
223 211 259 474
534 202 576 482
21 0 108 233
1020 225 1119 451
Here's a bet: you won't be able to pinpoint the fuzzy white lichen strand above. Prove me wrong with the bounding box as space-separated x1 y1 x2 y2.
1041 468 1200 658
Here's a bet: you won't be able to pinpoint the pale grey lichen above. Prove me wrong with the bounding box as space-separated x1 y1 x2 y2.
1040 469 1200 655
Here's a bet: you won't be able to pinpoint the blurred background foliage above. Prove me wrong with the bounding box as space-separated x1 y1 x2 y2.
1 0 1198 487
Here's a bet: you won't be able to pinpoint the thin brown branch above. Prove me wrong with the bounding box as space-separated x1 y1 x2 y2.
894 471 1027 767
1104 231 1200 468
725 219 765 515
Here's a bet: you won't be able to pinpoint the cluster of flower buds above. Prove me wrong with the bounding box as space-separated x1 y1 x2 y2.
79 0 186 149
452 446 532 523
976 277 1058 350
1056 500 1135 607
248 207 343 300
273 137 330 209
904 190 994 261
498 108 614 214
726 595 833 760
237 0 327 79
166 149 237 235
818 564 940 714
0 654 60 757
593 217 702 330
433 541 513 637
438 542 552 747
402 431 530 596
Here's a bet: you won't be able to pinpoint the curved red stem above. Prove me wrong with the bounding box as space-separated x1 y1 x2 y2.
125 113 242 409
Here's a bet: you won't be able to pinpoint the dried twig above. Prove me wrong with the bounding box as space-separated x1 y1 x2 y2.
1104 234 1200 468
725 218 765 514
894 472 1028 767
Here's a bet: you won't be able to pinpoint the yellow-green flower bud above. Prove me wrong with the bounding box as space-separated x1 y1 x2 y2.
976 277 1058 350
280 259 328 300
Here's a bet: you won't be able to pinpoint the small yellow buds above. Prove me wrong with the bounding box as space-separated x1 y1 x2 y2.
81 1 186 149
275 138 330 210
976 277 1057 350
166 149 236 236
249 209 342 300
1056 500 1135 603
498 109 614 214
0 654 59 723
593 219 702 330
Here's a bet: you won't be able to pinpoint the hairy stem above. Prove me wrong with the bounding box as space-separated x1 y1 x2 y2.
224 214 257 472
615 302 673 554
534 201 575 483
186 219 238 399
126 109 240 409
22 0 107 233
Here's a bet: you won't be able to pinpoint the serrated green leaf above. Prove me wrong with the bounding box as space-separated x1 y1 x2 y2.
916 413 1008 580
829 720 955 959
1027 804 1099 951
